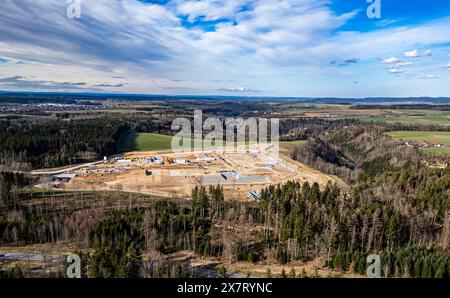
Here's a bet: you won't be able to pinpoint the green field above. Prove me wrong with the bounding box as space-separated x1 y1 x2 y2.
280 140 307 146
350 110 450 126
117 130 299 153
117 131 244 152
387 131 450 155
117 131 173 152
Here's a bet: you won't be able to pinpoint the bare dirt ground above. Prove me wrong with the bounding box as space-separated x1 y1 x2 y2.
58 144 345 201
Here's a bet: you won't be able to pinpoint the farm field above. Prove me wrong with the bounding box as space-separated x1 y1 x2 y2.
117 130 231 153
347 109 450 126
117 130 305 153
117 131 229 153
279 140 306 154
281 140 307 145
117 131 173 152
279 106 450 126
386 131 450 155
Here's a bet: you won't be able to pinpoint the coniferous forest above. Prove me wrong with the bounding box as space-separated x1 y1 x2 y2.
1 0 450 285
0 103 448 278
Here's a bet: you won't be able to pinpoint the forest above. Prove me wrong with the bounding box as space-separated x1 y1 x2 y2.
0 115 174 170
0 172 448 277
0 105 448 278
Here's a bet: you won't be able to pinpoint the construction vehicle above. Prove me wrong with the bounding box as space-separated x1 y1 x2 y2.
163 156 174 164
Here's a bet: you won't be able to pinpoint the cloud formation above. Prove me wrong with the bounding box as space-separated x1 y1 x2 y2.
218 87 261 93
0 75 89 90
0 0 449 96
389 68 402 74
382 57 400 64
331 58 360 67
420 74 439 79
94 83 127 88
404 49 432 58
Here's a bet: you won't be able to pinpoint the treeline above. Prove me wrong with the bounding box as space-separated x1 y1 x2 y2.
0 171 31 206
0 94 78 104
384 122 450 133
329 245 449 278
0 202 103 245
351 104 450 111
0 117 128 169
292 125 422 182
89 210 144 278
53 209 217 278
83 181 449 278
257 181 449 277
279 118 365 141
1 179 448 278
0 115 176 170
291 126 449 221
288 125 449 277
0 188 153 246
146 185 226 256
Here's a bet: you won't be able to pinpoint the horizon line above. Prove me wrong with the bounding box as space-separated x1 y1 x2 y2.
1 90 450 101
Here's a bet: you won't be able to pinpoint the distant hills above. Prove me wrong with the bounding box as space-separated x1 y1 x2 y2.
0 90 449 104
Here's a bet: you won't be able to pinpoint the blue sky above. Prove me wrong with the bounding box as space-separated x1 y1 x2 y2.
0 0 449 97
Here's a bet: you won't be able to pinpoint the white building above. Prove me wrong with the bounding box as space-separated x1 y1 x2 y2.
175 158 189 164
195 156 215 162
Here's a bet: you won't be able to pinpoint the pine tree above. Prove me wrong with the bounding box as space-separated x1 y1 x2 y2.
11 264 24 278
300 268 308 278
173 263 183 278
217 266 227 278
289 268 296 278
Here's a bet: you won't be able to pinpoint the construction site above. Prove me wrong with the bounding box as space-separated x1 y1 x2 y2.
47 145 342 201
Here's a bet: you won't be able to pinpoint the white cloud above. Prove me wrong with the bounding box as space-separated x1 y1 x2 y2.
218 87 260 92
0 0 449 96
375 19 403 28
420 74 439 79
94 83 126 88
382 57 400 64
404 50 419 57
389 68 402 74
423 50 432 57
397 62 412 66
0 75 97 90
404 49 431 58
175 0 244 22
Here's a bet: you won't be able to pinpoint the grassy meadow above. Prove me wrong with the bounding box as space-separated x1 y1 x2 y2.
387 131 450 155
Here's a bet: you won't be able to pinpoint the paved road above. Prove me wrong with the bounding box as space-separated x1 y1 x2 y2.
30 160 104 175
